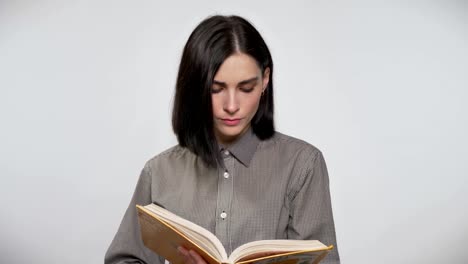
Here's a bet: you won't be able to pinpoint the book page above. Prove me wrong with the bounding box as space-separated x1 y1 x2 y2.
236 250 331 264
228 240 330 263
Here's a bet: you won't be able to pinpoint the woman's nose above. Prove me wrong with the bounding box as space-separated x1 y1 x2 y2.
223 92 239 114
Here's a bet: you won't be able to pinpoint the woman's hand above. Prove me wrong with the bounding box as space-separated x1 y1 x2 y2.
177 246 207 264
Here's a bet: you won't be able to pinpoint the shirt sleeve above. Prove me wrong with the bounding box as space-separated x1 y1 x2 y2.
105 163 164 264
287 150 341 264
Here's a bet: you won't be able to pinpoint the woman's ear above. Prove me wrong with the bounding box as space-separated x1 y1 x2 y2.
262 67 270 91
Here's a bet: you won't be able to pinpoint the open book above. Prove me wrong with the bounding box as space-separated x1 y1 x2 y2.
136 204 334 264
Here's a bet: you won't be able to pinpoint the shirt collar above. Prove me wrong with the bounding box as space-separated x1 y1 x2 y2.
218 128 260 167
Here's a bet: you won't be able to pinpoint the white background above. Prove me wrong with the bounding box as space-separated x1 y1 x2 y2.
1 1 467 263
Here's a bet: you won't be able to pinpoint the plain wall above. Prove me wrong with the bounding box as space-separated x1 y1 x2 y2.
1 1 467 263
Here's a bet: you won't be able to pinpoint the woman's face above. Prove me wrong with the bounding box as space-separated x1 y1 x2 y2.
211 52 270 145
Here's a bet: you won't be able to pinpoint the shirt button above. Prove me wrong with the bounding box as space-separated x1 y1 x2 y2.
223 171 230 179
220 212 227 219
224 150 229 156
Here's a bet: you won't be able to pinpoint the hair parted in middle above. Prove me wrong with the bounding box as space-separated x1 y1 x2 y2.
172 15 275 167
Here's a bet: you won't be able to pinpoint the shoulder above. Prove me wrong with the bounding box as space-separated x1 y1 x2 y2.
254 131 327 177
142 145 197 173
258 132 330 199
259 131 323 161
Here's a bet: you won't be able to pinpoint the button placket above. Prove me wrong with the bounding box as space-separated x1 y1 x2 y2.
214 151 234 250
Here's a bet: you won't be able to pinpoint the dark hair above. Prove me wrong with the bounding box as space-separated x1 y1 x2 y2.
172 15 275 167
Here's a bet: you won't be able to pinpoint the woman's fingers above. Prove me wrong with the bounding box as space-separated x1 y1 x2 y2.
189 250 207 264
177 247 193 264
177 247 206 264
177 246 189 256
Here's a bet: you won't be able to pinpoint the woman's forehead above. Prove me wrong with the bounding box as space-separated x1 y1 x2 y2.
213 53 261 83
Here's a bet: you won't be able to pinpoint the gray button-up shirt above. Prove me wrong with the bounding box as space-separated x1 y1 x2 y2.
105 130 340 264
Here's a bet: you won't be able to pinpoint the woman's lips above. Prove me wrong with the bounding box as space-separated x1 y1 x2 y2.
221 118 241 126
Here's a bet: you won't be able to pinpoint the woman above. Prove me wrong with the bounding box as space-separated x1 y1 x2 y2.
105 15 340 264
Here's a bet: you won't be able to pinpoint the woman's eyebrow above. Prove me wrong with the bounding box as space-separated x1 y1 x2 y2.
213 77 258 87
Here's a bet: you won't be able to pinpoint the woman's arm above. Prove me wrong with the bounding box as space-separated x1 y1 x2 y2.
105 164 163 264
288 150 341 264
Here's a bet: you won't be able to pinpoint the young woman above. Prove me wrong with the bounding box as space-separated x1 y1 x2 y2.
105 15 340 264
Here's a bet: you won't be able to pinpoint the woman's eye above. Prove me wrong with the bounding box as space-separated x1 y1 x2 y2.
211 87 222 94
240 87 254 93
